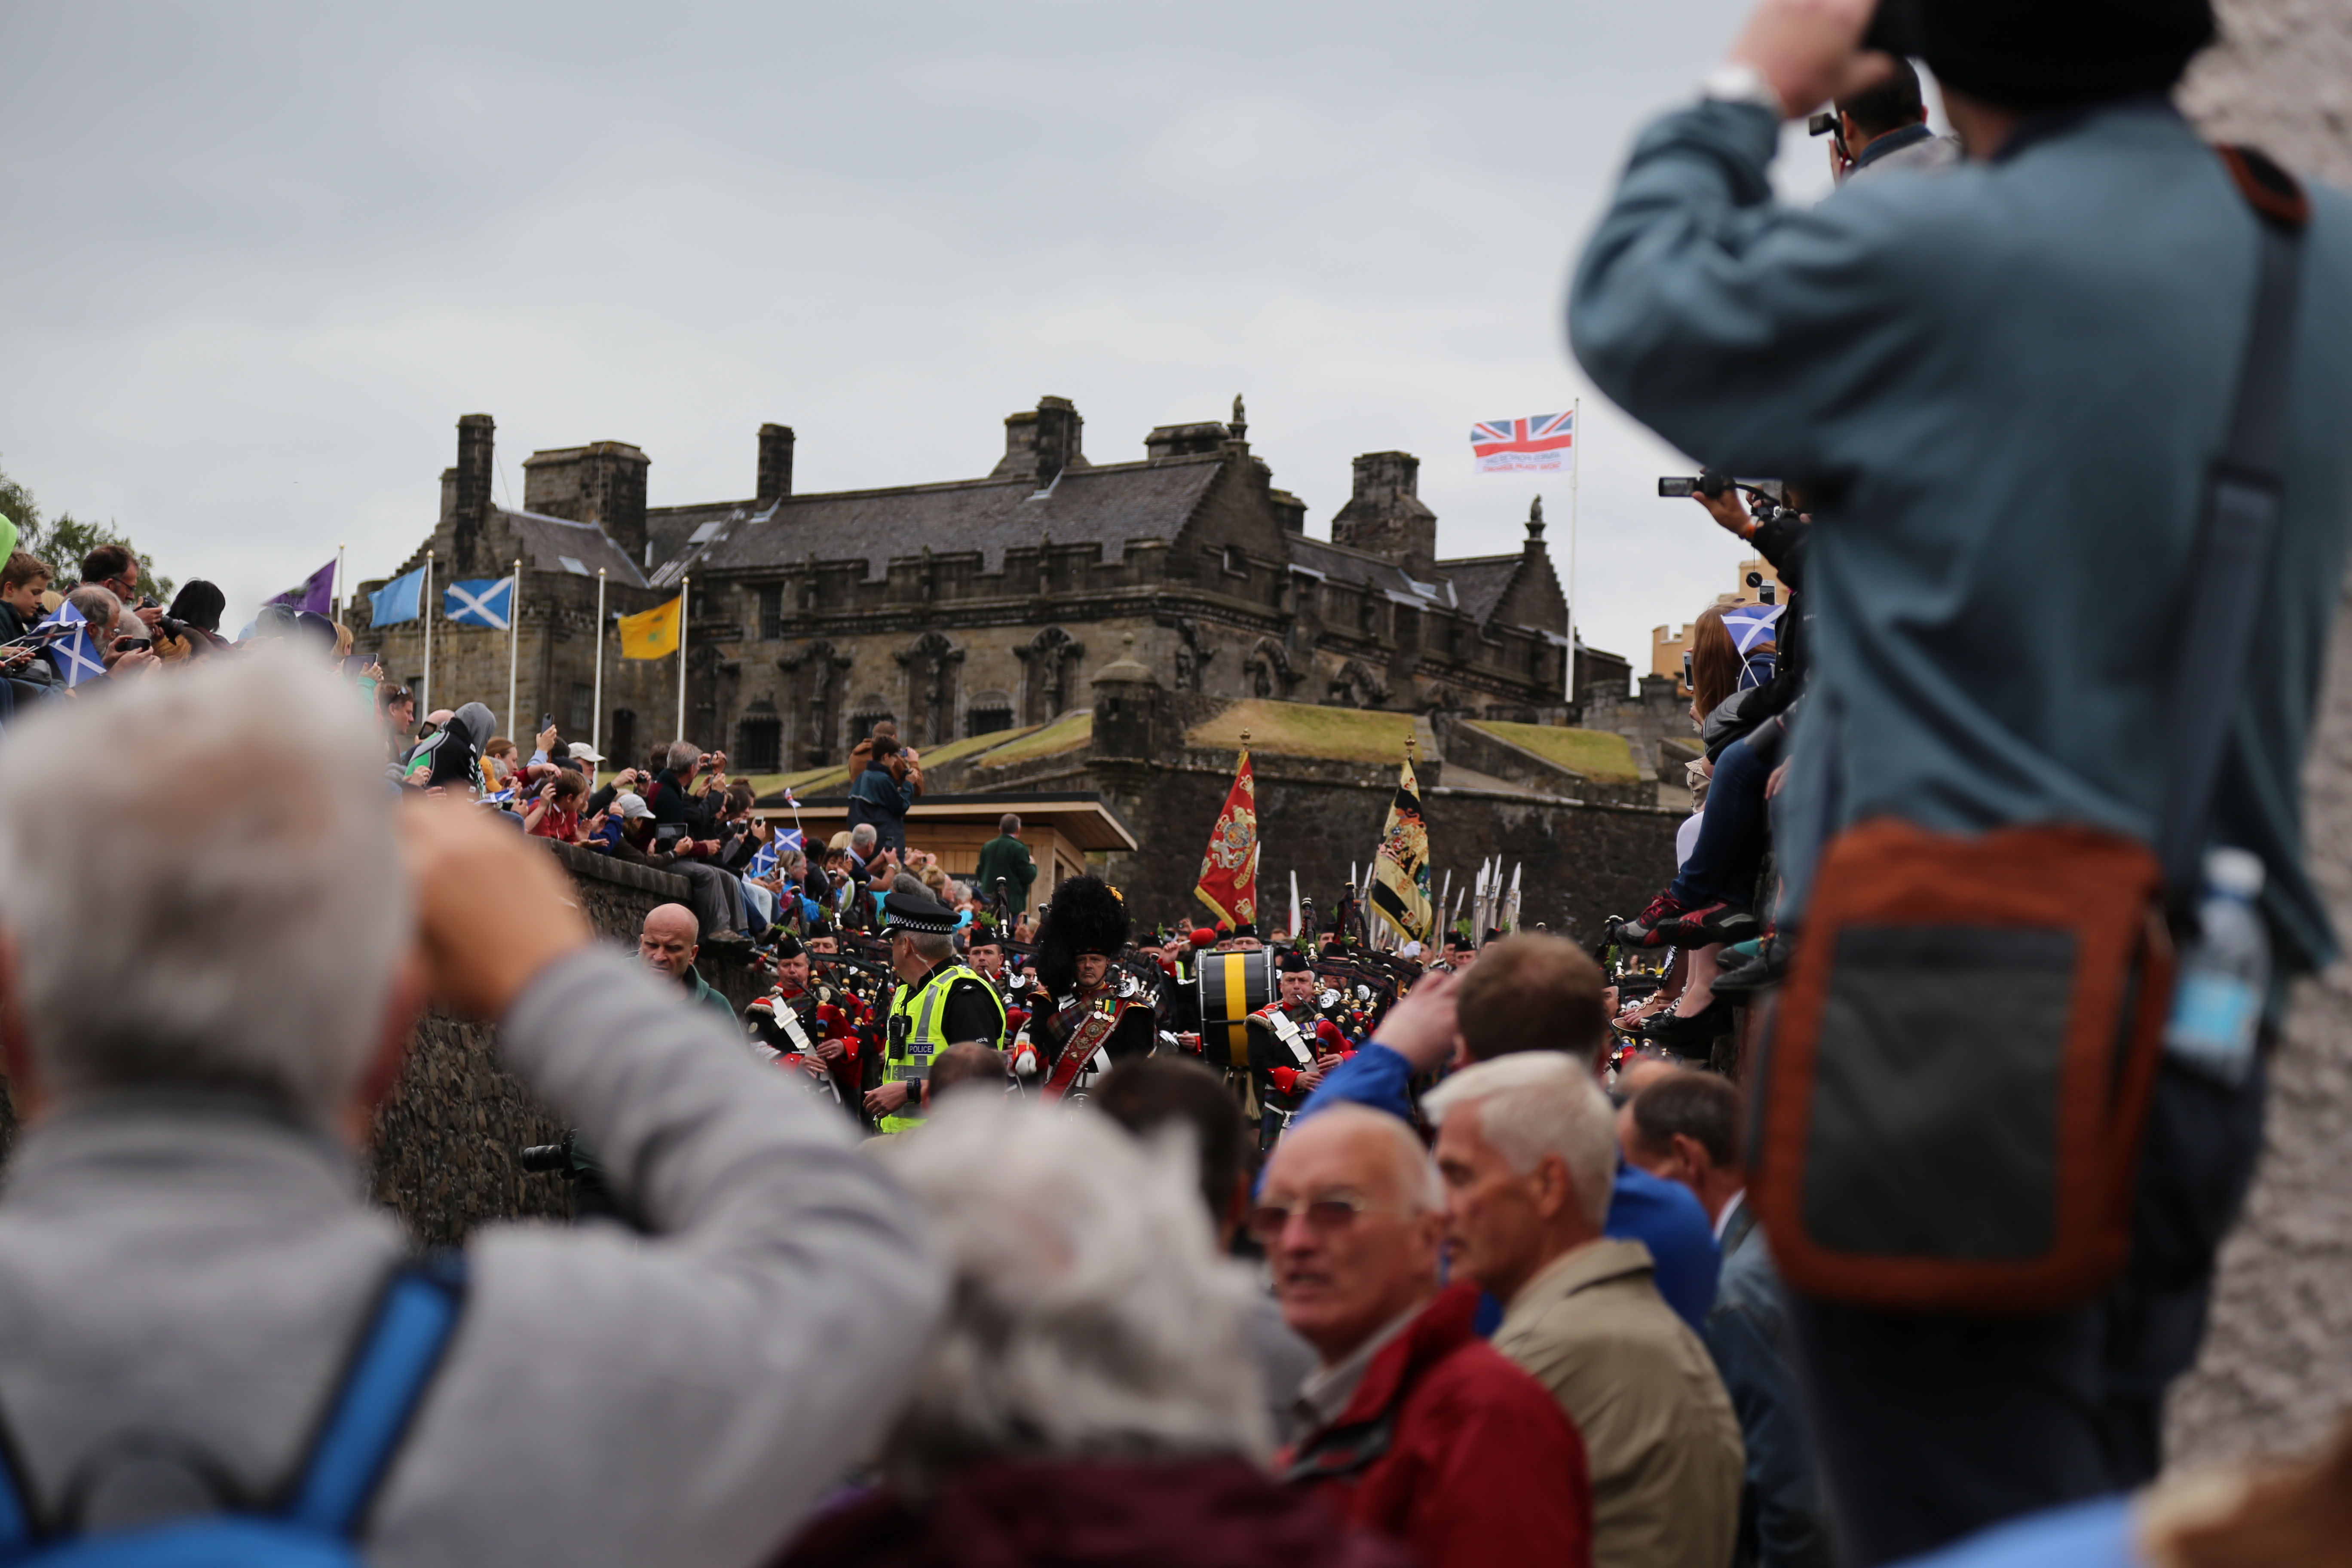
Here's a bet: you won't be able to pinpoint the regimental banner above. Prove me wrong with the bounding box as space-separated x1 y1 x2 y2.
1370 756 1434 944
1195 749 1259 928
1470 410 1576 474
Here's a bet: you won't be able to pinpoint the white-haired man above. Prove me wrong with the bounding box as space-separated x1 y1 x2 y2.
0 655 941 1565
780 1096 1410 1568
1261 1107 1591 1568
1425 1055 1743 1568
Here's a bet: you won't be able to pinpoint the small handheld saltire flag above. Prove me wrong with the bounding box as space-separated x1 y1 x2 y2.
1369 756 1434 944
1194 749 1259 928
1470 411 1576 475
369 566 427 627
1720 601 1784 691
37 602 105 689
444 577 513 630
270 559 336 616
619 596 682 660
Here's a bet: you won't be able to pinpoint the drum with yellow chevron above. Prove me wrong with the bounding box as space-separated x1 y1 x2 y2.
1194 948 1275 1070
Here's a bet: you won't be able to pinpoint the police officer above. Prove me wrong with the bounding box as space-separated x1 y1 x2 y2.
866 888 1005 1134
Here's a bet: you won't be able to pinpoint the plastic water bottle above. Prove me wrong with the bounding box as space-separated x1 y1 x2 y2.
2164 847 2269 1086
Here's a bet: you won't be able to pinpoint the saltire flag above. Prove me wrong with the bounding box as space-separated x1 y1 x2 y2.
37 602 105 689
1194 748 1259 928
1470 411 1576 474
369 565 427 627
1369 756 1434 944
444 576 514 630
270 559 336 616
619 595 682 660
1721 602 1784 690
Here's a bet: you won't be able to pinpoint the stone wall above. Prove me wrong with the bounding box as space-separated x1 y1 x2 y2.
2163 0 2352 1471
362 841 770 1247
956 682 1681 941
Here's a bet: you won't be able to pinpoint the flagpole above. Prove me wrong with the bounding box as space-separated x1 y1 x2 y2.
1568 396 1580 704
677 575 690 742
591 569 606 761
506 558 521 744
335 544 346 626
422 551 434 717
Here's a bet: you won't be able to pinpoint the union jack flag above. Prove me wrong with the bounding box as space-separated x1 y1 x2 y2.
1470 411 1577 474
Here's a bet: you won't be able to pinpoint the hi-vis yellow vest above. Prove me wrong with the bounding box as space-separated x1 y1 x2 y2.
879 962 1005 1133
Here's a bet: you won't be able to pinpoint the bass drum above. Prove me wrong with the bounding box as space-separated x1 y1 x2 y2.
1195 948 1276 1070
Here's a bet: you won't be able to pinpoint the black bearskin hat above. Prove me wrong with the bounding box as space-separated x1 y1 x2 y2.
1036 874 1129 995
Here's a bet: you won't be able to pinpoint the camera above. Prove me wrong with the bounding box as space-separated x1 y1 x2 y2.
1807 111 1838 137
1746 570 1777 606
1659 471 1735 500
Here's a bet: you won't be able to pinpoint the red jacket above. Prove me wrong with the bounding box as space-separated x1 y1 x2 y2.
778 1456 1411 1568
1280 1283 1592 1568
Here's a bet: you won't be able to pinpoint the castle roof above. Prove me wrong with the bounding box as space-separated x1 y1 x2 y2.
641 453 1228 586
496 507 649 588
1433 553 1528 626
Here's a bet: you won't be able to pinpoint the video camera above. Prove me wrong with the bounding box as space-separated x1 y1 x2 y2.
1659 471 1785 505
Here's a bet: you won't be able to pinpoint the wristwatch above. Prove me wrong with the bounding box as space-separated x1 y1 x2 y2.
1698 61 1786 117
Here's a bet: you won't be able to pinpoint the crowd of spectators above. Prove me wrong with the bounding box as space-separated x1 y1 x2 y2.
6 2 2352 1567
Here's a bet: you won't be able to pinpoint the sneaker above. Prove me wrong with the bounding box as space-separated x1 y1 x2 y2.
1636 995 1735 1049
1710 934 1791 999
1615 891 1760 949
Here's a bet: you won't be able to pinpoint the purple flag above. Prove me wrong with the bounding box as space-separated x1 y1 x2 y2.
270 559 336 616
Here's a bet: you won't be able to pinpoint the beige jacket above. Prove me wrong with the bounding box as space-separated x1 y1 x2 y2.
1494 1238 1744 1568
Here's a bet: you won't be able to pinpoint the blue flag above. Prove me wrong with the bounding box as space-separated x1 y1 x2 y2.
444 577 514 631
370 566 427 627
37 602 105 688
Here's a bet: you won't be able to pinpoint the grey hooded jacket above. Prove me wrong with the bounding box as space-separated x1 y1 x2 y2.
0 948 944 1567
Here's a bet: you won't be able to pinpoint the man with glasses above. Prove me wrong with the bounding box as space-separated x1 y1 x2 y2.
1259 1105 1592 1568
80 544 162 632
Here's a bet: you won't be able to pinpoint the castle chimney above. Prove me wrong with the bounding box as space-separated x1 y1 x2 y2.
453 414 496 525
522 440 651 565
1331 450 1439 569
757 423 795 505
990 396 1089 485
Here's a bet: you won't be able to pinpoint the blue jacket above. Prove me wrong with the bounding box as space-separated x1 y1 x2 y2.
846 763 915 821
1299 1044 1720 1334
1572 100 2352 971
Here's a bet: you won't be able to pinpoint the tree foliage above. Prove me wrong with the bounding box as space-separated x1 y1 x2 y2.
0 455 173 601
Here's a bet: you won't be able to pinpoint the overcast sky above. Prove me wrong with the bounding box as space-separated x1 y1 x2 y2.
1 0 1839 667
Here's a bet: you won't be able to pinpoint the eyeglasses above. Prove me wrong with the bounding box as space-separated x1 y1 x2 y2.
1246 1191 1407 1246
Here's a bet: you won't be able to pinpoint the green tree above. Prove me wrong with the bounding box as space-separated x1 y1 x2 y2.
0 454 173 601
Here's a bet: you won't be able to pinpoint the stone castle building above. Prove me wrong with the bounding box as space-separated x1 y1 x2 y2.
353 399 1630 768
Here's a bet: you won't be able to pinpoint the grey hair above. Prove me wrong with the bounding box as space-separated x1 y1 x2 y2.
665 740 701 770
875 1096 1269 1485
908 930 954 965
1289 1103 1443 1214
64 584 126 641
1422 1055 1617 1231
998 813 1020 834
0 653 408 1121
849 823 878 851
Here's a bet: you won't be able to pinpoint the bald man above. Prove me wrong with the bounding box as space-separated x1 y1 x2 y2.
1264 1107 1591 1568
638 903 740 1030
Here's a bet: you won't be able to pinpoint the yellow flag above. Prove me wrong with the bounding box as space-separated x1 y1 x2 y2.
618 596 681 660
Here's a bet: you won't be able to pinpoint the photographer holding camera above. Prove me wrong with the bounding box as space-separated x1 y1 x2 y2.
1574 0 2352 1559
